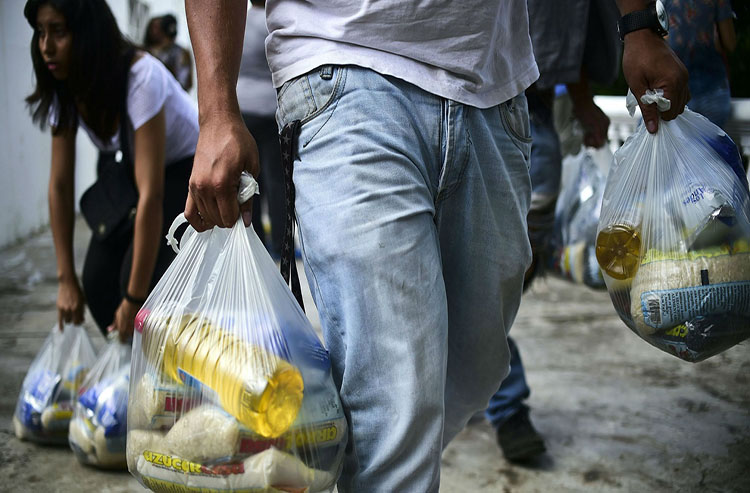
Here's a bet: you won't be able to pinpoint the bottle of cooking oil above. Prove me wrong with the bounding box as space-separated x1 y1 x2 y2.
141 313 304 438
595 224 642 280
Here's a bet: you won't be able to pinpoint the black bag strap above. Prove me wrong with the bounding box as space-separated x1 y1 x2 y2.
279 120 305 312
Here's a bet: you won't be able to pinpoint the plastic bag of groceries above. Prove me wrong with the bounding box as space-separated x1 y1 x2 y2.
70 331 130 468
550 146 611 289
596 90 750 362
13 324 96 444
127 173 347 492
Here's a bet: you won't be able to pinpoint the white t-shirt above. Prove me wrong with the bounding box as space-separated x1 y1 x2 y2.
237 6 277 118
50 53 198 165
265 0 539 108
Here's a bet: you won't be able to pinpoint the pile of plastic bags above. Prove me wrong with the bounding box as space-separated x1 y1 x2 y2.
596 91 750 362
127 174 346 492
13 324 96 444
70 333 131 468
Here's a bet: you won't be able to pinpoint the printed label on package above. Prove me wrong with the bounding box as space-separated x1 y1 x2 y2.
640 281 750 329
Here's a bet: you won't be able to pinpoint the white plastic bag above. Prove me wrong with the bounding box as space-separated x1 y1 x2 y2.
14 324 96 444
70 332 131 468
550 146 611 289
128 173 346 492
596 91 750 361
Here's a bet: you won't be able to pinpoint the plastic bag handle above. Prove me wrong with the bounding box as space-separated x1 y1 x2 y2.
626 89 672 118
238 171 259 205
165 173 259 254
166 213 189 254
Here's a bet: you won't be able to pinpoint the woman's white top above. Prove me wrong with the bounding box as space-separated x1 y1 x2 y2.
51 53 198 165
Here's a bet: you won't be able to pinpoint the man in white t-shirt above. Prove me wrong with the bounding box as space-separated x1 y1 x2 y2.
183 1 688 491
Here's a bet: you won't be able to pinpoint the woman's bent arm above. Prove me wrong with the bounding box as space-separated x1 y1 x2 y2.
49 126 84 328
112 108 166 341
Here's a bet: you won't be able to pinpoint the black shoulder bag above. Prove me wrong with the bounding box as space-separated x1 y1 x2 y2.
79 52 139 245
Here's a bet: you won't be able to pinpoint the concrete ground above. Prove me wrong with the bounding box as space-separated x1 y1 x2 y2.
0 218 748 493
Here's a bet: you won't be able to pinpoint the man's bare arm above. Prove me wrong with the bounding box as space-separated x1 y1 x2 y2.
185 0 259 229
616 0 689 133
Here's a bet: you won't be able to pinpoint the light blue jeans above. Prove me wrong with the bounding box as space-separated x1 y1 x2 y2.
485 91 563 429
276 65 532 492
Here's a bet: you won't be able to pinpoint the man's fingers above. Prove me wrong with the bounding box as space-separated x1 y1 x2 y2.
216 185 241 227
240 198 254 227
638 100 659 134
184 193 208 232
187 185 219 231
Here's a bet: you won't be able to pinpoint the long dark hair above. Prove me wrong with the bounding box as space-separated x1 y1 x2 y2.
24 0 136 140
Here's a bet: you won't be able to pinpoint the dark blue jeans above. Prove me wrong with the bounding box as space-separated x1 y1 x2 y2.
485 337 530 427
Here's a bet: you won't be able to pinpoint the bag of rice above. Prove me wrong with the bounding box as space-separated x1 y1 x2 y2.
14 324 96 444
550 146 611 289
70 332 131 468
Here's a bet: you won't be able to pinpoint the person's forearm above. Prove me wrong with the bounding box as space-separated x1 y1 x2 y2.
566 70 593 110
185 0 248 123
49 179 77 283
717 18 737 54
127 195 163 299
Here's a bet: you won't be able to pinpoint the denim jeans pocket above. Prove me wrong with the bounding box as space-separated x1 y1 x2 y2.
276 65 348 148
499 93 532 162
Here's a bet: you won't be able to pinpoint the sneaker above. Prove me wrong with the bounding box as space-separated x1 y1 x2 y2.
496 409 546 462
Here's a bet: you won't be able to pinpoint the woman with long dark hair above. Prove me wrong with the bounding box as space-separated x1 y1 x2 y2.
24 0 197 341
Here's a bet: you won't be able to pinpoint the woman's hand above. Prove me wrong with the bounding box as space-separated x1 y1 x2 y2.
110 298 141 342
57 278 85 329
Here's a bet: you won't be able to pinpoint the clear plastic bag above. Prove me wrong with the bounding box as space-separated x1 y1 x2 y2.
127 174 346 492
550 146 611 289
70 332 131 468
13 324 97 444
597 91 750 362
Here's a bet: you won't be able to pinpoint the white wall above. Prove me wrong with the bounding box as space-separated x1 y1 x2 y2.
0 0 193 248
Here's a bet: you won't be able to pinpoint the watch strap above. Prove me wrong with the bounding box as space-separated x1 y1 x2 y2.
618 2 660 41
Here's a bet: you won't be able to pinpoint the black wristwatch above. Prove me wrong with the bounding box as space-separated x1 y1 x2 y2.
617 1 669 41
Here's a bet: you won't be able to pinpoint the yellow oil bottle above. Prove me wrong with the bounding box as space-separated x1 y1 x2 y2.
141 313 303 438
595 224 642 280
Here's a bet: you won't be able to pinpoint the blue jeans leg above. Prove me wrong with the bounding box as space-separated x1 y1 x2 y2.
276 65 532 493
485 337 531 428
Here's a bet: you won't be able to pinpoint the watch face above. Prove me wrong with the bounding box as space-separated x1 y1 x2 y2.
655 0 669 32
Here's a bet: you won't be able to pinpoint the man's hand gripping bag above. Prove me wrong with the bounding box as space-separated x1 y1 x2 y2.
596 90 750 362
127 174 347 492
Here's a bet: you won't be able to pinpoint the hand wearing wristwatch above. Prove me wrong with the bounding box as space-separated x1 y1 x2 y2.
618 1 669 41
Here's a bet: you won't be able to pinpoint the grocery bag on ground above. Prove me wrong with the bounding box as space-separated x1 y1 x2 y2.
70 332 130 468
14 324 96 444
550 146 611 289
127 173 347 493
596 90 750 362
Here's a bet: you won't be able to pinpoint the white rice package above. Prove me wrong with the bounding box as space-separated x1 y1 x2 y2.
127 174 347 492
596 91 750 362
70 332 131 468
14 324 96 444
